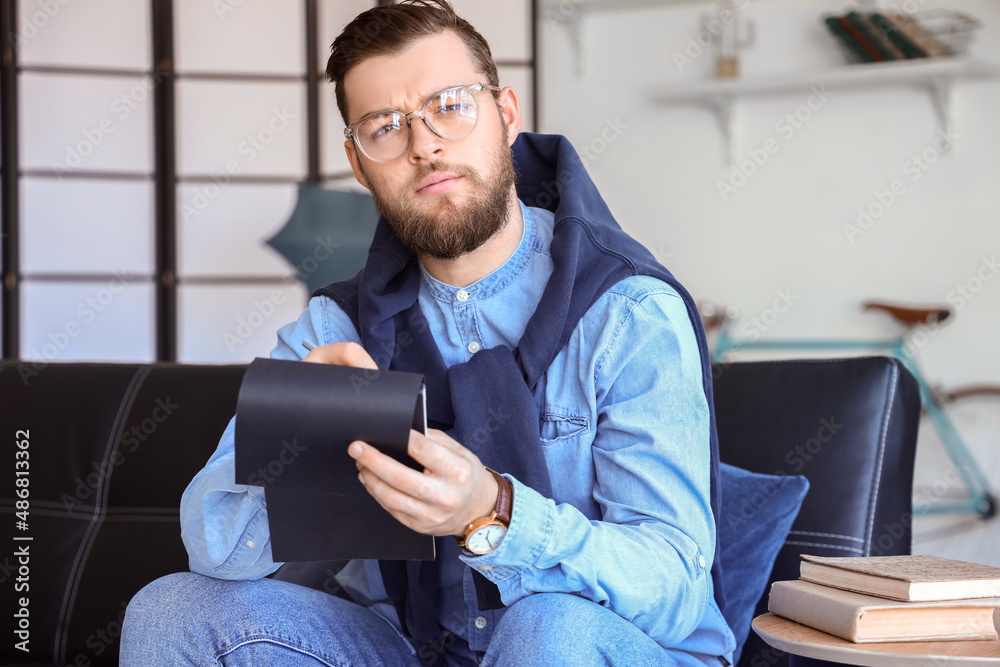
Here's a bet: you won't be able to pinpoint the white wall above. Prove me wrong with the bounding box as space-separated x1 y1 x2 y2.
539 0 1000 390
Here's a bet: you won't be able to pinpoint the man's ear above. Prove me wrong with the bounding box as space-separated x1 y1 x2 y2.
345 139 371 190
497 86 522 147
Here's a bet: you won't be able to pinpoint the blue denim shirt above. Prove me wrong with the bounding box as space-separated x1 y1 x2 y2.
181 201 736 666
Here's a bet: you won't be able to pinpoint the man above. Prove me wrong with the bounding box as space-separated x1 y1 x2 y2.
122 2 736 665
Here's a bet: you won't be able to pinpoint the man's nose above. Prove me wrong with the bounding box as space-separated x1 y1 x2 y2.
407 116 446 162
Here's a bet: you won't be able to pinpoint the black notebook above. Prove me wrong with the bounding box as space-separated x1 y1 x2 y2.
234 357 435 561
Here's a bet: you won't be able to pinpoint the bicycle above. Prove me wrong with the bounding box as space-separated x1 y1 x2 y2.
699 299 1000 526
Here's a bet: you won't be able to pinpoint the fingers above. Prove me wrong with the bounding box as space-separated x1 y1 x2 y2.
408 430 473 480
303 341 378 369
349 441 434 502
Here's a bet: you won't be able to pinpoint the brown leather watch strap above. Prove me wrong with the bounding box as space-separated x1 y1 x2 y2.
485 467 513 525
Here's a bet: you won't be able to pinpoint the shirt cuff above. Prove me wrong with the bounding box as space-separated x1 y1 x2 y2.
208 486 276 579
457 475 554 602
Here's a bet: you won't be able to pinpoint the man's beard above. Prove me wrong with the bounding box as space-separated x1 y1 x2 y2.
362 137 517 261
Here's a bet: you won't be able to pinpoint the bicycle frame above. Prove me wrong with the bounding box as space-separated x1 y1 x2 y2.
712 328 994 517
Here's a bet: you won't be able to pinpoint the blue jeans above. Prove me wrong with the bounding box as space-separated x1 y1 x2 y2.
120 572 679 666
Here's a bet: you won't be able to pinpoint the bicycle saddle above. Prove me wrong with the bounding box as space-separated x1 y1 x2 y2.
862 300 951 327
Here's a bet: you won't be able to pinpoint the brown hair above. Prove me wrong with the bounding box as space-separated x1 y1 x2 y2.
326 0 500 126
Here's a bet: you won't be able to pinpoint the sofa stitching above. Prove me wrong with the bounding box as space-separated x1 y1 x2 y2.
784 540 865 554
53 365 150 665
864 362 898 555
787 530 865 543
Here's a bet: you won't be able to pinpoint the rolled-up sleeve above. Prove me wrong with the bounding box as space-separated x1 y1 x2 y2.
180 295 362 579
460 287 715 648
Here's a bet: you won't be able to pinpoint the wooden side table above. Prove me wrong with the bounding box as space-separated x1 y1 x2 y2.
753 613 1000 666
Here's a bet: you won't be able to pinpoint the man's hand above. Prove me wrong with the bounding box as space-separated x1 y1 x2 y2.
303 341 378 370
348 429 499 538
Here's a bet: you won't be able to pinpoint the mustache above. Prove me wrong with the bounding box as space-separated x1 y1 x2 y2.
408 161 480 189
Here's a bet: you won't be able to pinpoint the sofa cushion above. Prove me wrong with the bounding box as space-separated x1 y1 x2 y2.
718 463 809 664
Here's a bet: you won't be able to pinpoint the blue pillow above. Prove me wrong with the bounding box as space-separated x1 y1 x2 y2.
717 463 809 664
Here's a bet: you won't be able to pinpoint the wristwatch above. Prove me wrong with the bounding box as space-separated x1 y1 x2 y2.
456 467 513 555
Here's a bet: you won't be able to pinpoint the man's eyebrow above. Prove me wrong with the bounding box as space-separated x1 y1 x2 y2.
355 84 464 121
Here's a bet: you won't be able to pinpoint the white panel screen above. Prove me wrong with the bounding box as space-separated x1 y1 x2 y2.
178 183 298 277
21 280 155 362
451 0 532 62
21 177 155 275
177 80 307 178
20 73 154 173
178 282 309 362
17 0 151 69
317 0 377 69
175 0 305 75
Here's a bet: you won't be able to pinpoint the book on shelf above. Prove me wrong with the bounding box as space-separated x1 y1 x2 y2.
823 11 960 63
885 12 954 58
799 554 1000 602
845 11 897 61
824 17 875 63
833 15 884 62
768 579 999 643
871 12 928 59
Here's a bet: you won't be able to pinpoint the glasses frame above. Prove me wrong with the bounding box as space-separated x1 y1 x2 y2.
344 82 502 163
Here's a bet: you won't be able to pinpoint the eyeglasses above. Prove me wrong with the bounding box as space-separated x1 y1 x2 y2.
344 82 501 163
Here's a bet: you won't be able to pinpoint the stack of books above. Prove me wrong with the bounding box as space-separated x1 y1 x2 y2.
823 11 957 63
767 555 1000 643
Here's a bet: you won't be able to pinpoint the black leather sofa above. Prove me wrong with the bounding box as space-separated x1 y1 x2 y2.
0 356 919 667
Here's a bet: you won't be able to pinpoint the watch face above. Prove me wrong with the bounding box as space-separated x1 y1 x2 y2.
466 523 507 555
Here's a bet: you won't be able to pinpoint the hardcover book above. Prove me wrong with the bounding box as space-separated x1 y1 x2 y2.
768 580 999 643
799 554 1000 602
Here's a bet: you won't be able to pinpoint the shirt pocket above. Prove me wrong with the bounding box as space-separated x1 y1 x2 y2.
538 408 590 446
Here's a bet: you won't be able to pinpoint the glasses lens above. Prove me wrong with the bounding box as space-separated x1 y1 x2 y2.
357 112 408 161
424 87 479 140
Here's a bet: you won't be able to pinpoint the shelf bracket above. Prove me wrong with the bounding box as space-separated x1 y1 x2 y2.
927 76 954 151
707 97 736 165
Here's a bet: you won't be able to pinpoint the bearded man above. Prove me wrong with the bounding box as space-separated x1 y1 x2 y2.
121 2 735 665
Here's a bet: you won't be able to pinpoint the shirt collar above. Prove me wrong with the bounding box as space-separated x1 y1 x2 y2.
419 199 535 303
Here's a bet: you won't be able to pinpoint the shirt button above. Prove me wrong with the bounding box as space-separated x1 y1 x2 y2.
480 565 493 572
698 554 706 568
455 289 469 302
474 616 487 629
246 540 256 550
467 341 481 354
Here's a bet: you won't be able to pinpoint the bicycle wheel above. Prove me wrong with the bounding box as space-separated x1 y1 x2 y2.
912 388 1000 566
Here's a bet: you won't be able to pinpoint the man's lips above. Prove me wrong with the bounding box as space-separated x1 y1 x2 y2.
416 172 462 196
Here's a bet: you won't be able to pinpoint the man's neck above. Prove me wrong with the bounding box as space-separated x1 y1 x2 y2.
419 193 524 288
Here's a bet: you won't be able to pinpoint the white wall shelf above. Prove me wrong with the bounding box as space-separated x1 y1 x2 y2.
651 58 1000 164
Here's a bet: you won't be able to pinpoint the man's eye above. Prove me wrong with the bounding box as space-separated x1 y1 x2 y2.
435 101 471 114
369 121 401 141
